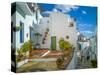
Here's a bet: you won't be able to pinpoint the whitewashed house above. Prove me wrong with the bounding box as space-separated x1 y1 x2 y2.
38 12 78 50
11 2 42 67
11 2 78 68
38 12 78 69
12 2 78 51
11 2 42 54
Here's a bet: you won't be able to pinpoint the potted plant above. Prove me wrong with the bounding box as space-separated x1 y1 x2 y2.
45 31 48 34
20 40 33 58
29 40 34 57
59 38 72 57
16 49 23 62
56 56 64 69
16 40 34 68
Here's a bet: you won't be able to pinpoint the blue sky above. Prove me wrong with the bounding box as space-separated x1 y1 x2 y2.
38 3 97 38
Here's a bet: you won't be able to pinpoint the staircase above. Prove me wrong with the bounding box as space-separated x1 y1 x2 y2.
42 28 49 44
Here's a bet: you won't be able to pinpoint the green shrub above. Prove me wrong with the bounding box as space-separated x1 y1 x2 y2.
20 41 30 54
21 40 34 55
59 38 72 51
17 40 34 56
17 49 22 56
16 40 34 62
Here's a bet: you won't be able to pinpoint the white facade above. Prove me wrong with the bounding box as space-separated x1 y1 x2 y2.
12 11 33 55
11 2 43 68
50 12 77 50
39 12 77 50
15 11 25 50
11 3 36 55
38 17 52 49
38 12 78 69
12 3 78 51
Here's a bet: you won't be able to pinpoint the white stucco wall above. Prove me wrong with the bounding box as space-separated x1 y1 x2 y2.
50 12 77 50
15 11 25 51
38 12 77 50
12 11 78 52
15 11 35 55
24 15 34 42
39 17 52 49
39 12 78 69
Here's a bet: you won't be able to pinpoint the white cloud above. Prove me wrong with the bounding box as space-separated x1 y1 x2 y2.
82 10 87 14
54 5 79 13
79 23 92 27
80 31 93 34
80 30 94 38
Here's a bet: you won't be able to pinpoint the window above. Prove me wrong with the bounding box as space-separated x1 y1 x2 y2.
69 22 74 27
20 21 24 43
43 38 46 40
66 36 69 39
